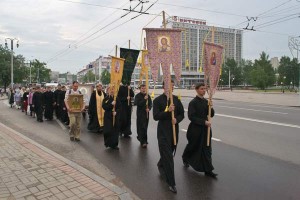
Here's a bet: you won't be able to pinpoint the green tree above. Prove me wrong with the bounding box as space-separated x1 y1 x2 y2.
250 52 275 90
82 70 95 83
241 59 253 86
100 69 110 85
0 45 11 89
30 59 51 83
278 56 299 89
220 58 242 86
250 68 268 90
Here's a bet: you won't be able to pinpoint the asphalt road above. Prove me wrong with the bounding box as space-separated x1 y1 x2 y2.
1 98 300 200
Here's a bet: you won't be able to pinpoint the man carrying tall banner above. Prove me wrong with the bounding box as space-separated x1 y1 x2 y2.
102 56 124 149
118 48 139 138
145 28 184 193
182 41 223 178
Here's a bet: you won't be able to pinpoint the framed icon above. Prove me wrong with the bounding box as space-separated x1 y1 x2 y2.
68 94 84 112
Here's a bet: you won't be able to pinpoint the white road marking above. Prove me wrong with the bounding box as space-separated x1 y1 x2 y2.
216 114 300 129
180 129 222 142
217 105 288 114
215 101 299 111
55 119 67 130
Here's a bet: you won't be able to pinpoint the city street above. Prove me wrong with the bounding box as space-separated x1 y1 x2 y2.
1 97 300 200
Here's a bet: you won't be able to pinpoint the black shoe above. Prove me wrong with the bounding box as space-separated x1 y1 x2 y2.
111 146 119 150
75 138 80 142
205 171 218 178
169 186 177 193
183 161 190 168
70 137 75 141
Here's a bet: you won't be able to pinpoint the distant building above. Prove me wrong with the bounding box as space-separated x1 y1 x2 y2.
77 56 111 83
270 57 280 70
59 72 76 84
50 71 59 83
166 16 243 87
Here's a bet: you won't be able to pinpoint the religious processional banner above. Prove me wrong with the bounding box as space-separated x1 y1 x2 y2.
120 48 140 85
144 28 182 98
203 42 224 95
139 50 149 83
110 56 125 96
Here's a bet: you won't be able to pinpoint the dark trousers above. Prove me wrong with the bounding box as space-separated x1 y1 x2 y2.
157 141 175 186
35 106 43 121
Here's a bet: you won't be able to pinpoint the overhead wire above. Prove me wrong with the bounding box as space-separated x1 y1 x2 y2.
233 0 294 28
254 13 300 28
257 0 292 17
47 1 159 64
46 1 130 63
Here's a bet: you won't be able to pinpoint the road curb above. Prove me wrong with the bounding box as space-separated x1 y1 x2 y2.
0 121 134 200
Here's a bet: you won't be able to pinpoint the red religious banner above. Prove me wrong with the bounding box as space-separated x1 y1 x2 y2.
203 42 224 95
144 28 182 98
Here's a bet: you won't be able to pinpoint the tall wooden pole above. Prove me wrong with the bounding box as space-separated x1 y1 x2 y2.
128 40 131 106
162 11 176 146
207 27 214 146
162 11 166 28
113 45 118 126
144 38 149 119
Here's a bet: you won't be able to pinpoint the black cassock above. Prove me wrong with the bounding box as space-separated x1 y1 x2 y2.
134 92 152 145
102 95 121 148
60 91 69 124
53 89 62 119
182 96 215 173
117 85 134 136
153 94 184 187
43 91 54 120
32 91 44 121
88 90 106 132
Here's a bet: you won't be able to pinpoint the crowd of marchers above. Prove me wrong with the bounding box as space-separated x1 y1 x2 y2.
5 81 218 194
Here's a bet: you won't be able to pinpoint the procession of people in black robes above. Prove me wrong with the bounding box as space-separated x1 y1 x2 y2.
7 81 218 194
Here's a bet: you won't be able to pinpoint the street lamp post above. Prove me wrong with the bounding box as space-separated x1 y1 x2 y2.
5 38 19 89
283 76 286 93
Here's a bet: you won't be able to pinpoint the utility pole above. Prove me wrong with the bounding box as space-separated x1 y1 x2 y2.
29 61 32 84
5 38 19 89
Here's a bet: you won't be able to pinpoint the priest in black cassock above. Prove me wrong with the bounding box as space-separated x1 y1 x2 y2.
60 86 69 125
32 86 44 122
88 83 106 133
182 83 217 178
102 86 121 150
53 84 62 119
117 84 134 137
153 80 185 193
43 86 54 121
134 84 152 148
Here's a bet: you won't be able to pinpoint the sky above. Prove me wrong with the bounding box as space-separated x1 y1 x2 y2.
0 0 299 74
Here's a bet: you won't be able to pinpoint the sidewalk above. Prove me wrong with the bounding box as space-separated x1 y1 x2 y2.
0 122 133 200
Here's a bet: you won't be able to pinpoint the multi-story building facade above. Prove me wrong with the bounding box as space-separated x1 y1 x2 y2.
166 16 243 87
77 56 111 83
